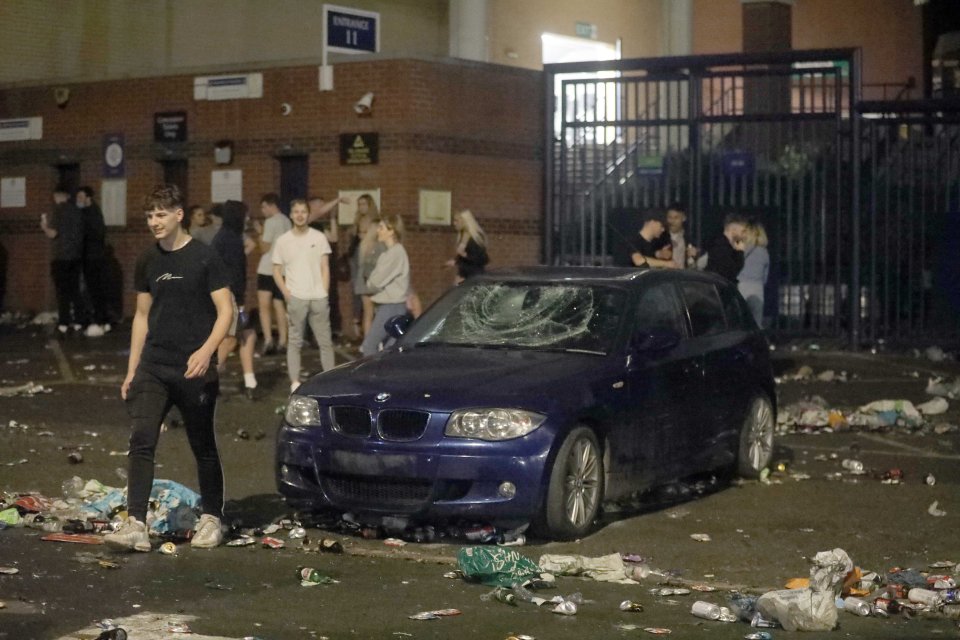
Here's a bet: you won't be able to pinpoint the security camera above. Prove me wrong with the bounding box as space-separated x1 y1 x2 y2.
280 102 292 116
354 92 374 115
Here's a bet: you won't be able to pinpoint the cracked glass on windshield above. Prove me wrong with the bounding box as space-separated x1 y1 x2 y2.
402 282 626 354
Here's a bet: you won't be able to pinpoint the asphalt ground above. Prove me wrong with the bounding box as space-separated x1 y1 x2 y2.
1 320 959 640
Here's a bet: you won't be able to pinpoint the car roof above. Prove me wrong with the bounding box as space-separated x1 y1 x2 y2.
478 266 733 288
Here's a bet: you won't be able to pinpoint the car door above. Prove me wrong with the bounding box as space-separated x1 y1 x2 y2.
676 280 728 473
619 281 701 489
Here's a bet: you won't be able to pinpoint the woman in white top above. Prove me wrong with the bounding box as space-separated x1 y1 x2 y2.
360 213 410 356
737 223 770 327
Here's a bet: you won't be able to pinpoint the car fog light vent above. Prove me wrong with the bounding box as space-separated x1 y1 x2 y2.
498 481 517 499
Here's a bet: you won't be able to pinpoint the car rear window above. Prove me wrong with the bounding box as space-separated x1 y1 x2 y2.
679 281 725 337
718 283 754 330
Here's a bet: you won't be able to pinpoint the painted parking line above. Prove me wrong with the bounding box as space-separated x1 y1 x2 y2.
787 435 960 460
55 612 239 640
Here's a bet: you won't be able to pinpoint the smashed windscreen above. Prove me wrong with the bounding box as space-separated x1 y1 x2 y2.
404 282 626 354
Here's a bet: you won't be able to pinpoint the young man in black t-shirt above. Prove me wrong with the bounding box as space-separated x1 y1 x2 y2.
614 210 679 269
105 185 233 552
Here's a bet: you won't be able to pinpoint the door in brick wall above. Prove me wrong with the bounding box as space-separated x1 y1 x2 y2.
161 159 188 205
279 155 308 215
56 163 80 197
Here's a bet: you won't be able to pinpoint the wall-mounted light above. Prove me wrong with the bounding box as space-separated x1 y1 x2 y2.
214 140 233 165
354 92 374 116
54 87 70 109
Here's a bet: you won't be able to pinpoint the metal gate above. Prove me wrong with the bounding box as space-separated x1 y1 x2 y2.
856 100 960 342
544 49 897 343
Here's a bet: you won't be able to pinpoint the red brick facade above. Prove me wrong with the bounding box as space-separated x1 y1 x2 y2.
0 58 544 328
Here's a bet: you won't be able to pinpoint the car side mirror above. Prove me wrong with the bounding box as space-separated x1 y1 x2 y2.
631 328 681 353
384 314 412 339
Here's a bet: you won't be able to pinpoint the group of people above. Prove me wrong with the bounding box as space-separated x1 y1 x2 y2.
40 185 115 337
97 184 493 552
616 203 770 326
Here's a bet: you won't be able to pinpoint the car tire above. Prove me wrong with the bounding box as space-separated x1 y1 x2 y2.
737 395 775 478
539 426 604 540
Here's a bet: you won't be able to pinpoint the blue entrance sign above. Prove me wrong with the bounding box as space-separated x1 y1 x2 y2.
324 4 379 54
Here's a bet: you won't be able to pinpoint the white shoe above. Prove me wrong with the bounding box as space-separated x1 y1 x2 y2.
84 324 105 337
103 323 112 333
70 323 83 332
103 516 151 552
57 324 69 335
191 514 223 548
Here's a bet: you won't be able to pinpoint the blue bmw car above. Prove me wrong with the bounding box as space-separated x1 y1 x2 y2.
276 267 775 539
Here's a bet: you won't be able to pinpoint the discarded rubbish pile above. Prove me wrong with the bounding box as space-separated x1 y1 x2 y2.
0 477 201 541
776 394 956 434
448 546 960 634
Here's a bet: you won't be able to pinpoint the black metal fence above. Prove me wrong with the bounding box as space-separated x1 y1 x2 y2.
544 49 960 344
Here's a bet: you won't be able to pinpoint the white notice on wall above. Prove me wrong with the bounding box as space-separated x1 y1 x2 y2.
211 169 242 203
101 179 127 226
0 177 26 208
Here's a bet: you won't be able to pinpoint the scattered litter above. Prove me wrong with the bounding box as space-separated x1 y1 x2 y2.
408 609 461 620
926 376 960 399
917 397 949 415
0 567 19 575
458 547 543 587
158 542 177 555
690 533 711 542
620 600 644 612
384 537 407 548
928 501 947 517
538 553 635 584
298 567 338 586
643 628 671 635
0 382 52 397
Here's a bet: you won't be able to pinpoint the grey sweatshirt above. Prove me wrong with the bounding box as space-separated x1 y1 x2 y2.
366 243 410 304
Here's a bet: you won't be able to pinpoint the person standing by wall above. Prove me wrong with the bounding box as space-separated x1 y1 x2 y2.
211 200 259 400
347 194 378 340
661 202 699 268
185 204 220 245
308 195 349 340
273 199 335 393
252 193 291 355
104 184 233 552
445 209 489 284
40 185 85 334
703 213 748 282
361 214 410 357
75 186 111 336
737 222 770 327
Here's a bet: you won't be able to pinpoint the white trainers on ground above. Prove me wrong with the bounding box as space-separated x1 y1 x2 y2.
84 324 105 337
103 516 151 552
57 324 69 335
191 514 223 549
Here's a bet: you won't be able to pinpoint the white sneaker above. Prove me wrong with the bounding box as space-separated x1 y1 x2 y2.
103 323 112 333
191 514 223 549
57 324 69 335
103 516 151 552
84 324 105 337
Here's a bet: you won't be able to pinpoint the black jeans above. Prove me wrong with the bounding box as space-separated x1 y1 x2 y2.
125 360 223 522
51 259 84 326
83 256 110 324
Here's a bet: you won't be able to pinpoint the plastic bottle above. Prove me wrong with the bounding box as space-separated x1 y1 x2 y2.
297 567 334 585
481 587 517 606
841 459 864 472
691 601 722 620
908 588 942 609
61 476 84 499
843 597 871 616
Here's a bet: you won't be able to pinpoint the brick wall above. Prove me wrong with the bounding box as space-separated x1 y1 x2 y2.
0 57 545 327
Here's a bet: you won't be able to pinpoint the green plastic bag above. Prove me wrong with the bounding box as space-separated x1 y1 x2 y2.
0 507 22 526
456 546 541 587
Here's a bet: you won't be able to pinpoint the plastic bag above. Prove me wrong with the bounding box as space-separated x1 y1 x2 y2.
755 548 852 632
457 546 541 587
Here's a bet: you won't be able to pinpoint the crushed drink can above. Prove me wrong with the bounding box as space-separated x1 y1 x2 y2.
68 452 84 464
319 538 344 553
643 628 671 635
619 600 644 612
288 527 306 539
158 542 177 555
261 536 285 549
841 458 864 473
225 535 255 547
873 597 902 614
744 633 773 640
552 600 577 615
908 588 942 608
690 601 721 620
943 589 960 605
843 597 871 616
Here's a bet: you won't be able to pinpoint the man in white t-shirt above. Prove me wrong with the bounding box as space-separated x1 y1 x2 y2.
272 198 335 393
252 193 292 355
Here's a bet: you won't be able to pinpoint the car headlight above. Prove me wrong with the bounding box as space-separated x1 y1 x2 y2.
285 395 322 427
445 409 546 441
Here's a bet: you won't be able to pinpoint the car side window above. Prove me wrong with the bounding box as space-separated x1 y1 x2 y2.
679 281 725 337
635 283 685 335
718 283 752 330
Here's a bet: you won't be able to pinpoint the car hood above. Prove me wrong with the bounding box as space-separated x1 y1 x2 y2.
298 346 617 412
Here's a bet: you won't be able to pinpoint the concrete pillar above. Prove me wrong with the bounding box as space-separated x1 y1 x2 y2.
449 0 489 63
741 0 793 117
662 0 692 57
